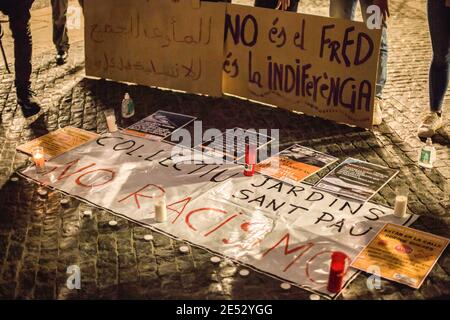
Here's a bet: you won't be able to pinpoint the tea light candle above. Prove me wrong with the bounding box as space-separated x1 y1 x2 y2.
155 196 167 223
239 269 250 277
179 245 189 253
280 283 291 290
108 220 118 227
210 256 221 264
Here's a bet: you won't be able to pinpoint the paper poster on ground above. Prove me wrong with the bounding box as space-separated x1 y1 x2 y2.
255 144 338 185
194 127 274 162
351 223 449 289
16 126 99 160
313 158 398 202
124 110 196 141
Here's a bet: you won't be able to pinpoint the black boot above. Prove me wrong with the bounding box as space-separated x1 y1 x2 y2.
55 51 68 65
17 88 41 118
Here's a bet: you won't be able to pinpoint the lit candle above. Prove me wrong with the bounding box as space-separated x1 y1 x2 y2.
155 195 167 223
31 146 45 173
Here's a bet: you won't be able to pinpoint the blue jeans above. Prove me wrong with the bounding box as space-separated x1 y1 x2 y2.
428 0 450 113
329 0 388 99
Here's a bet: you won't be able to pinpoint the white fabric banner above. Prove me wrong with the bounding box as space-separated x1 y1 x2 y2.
21 133 417 299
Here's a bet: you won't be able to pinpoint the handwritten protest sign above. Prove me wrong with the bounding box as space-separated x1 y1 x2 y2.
84 0 226 96
21 133 416 299
351 223 449 289
223 4 382 128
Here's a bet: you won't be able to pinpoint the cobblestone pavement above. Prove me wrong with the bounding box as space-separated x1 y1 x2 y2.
0 0 449 300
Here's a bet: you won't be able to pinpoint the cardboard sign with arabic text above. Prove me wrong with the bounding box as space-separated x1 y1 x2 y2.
84 0 226 96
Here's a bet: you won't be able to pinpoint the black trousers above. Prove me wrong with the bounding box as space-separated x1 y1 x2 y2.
0 0 33 93
254 0 300 12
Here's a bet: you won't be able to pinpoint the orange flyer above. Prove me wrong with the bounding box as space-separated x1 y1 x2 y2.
16 126 99 160
255 144 338 185
351 223 449 289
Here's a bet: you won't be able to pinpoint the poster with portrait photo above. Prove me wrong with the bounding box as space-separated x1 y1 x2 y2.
195 127 274 162
313 158 398 202
255 144 338 185
124 110 196 140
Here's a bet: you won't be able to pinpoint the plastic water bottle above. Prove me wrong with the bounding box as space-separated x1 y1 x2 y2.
418 138 436 169
121 93 135 118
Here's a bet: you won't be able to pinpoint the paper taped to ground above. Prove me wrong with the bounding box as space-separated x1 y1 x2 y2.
351 223 449 289
255 144 338 185
314 158 398 202
16 126 99 160
124 110 196 141
20 133 417 299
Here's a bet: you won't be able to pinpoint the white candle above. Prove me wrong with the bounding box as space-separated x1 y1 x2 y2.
394 195 408 217
155 198 167 222
106 114 118 132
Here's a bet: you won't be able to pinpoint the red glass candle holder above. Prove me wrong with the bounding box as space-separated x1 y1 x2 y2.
327 251 349 293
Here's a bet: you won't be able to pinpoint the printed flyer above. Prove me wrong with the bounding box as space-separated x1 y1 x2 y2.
124 110 196 140
313 158 398 202
255 144 338 185
195 127 274 161
16 126 99 160
351 223 449 289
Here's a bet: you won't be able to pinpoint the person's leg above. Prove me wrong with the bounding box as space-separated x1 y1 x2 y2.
254 0 279 9
418 0 450 138
360 0 388 100
51 0 69 63
8 1 41 117
428 0 449 114
329 0 357 20
8 5 32 95
254 0 299 12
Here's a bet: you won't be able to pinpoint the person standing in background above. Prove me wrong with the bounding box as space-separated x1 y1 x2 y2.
254 0 300 12
329 0 389 126
417 0 449 138
51 0 69 65
51 0 84 65
0 0 41 118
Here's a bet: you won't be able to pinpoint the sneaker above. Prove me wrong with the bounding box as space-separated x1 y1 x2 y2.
55 51 68 65
418 112 443 138
17 89 41 118
372 97 383 126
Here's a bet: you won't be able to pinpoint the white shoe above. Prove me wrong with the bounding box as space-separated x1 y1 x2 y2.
418 112 443 138
372 97 383 126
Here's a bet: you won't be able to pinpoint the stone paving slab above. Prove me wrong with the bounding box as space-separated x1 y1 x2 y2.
0 0 449 300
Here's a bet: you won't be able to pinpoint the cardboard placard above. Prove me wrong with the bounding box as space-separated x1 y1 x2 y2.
84 0 226 96
223 4 382 128
351 223 449 289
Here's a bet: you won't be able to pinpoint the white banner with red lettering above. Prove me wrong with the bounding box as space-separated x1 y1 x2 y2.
20 133 417 299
